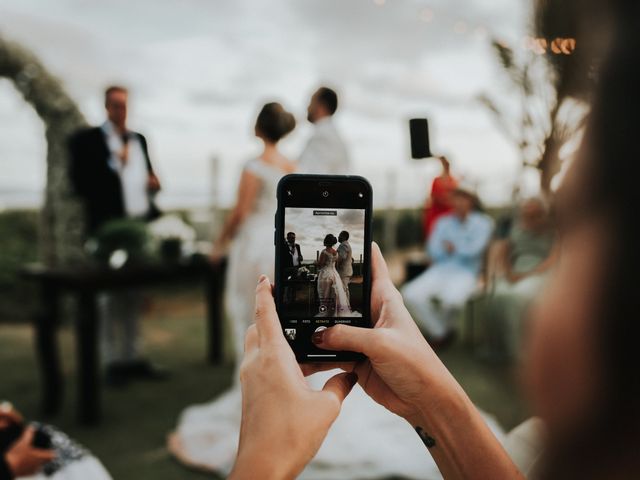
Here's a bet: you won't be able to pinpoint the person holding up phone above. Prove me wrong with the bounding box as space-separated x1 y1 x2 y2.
230 245 522 480
0 402 111 479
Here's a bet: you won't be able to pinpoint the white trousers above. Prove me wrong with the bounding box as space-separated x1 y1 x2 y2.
98 291 143 365
401 264 478 340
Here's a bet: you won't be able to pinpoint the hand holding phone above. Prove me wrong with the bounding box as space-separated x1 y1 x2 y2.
275 175 373 362
230 276 358 480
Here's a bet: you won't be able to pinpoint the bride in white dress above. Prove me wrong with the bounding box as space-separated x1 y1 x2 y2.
316 235 358 318
167 102 296 470
168 103 505 479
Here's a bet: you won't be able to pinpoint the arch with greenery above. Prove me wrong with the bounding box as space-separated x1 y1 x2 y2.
0 34 88 266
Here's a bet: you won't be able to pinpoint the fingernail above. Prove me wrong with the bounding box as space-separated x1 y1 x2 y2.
258 274 268 284
312 330 325 345
346 372 358 387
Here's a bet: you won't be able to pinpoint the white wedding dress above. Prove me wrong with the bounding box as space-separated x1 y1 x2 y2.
169 158 505 479
316 249 359 318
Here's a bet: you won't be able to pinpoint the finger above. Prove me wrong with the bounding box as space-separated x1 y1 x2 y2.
244 324 259 354
254 275 284 345
321 371 358 406
371 242 392 285
300 362 354 377
314 324 375 355
30 449 57 462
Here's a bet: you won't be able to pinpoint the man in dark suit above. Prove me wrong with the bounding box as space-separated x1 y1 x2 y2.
282 232 303 268
281 232 303 305
69 86 160 234
68 85 165 386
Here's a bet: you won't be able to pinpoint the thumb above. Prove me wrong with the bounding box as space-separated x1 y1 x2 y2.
314 324 375 355
321 371 358 406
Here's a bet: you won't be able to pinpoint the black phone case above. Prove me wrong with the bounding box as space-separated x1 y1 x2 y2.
275 174 373 363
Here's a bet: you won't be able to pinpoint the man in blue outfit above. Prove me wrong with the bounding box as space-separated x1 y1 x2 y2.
402 184 493 346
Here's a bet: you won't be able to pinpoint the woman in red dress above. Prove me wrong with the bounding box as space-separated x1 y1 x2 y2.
423 156 457 239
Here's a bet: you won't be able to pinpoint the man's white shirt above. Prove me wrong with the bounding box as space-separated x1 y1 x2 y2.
298 117 350 174
101 121 149 218
288 243 300 266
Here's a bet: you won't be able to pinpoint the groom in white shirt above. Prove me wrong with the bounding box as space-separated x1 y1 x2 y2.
336 230 353 301
299 87 350 175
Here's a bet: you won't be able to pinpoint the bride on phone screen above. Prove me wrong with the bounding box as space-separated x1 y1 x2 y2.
316 234 354 317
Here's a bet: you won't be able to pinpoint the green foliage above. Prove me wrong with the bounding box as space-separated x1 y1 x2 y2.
92 218 150 263
0 210 39 322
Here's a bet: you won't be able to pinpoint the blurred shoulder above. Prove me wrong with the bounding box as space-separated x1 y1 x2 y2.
242 157 262 173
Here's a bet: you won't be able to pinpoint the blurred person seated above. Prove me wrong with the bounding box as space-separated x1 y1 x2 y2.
422 155 458 239
482 197 558 361
68 86 166 387
0 402 110 480
402 184 493 346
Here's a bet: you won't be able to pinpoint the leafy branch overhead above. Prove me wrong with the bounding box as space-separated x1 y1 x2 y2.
478 38 586 194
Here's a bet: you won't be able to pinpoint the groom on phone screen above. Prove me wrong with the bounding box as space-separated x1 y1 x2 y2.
283 232 303 268
282 232 303 305
337 231 353 300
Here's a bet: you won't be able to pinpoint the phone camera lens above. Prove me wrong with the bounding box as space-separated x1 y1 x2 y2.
322 191 329 198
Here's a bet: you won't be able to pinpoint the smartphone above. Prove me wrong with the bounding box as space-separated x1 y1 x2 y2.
275 174 373 362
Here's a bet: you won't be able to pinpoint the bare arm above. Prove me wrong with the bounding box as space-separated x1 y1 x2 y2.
214 169 260 250
317 251 327 269
507 241 560 282
408 380 524 480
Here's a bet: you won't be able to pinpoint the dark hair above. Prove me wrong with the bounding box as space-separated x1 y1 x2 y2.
339 230 349 240
541 1 640 478
323 234 337 247
105 85 128 106
315 87 338 115
255 102 296 143
286 232 295 237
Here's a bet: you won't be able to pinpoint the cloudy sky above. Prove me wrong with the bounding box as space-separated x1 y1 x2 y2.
0 0 534 210
285 207 365 262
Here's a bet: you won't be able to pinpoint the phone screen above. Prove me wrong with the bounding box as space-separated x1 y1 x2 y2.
275 175 372 362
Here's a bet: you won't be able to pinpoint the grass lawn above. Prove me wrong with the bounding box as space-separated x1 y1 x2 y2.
0 286 529 479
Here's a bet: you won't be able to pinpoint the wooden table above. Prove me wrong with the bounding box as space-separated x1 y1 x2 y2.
20 259 226 425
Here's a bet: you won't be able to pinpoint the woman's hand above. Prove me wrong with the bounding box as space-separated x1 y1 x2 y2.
209 242 226 265
310 242 459 424
309 244 524 479
229 276 357 480
5 427 56 477
507 271 527 284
